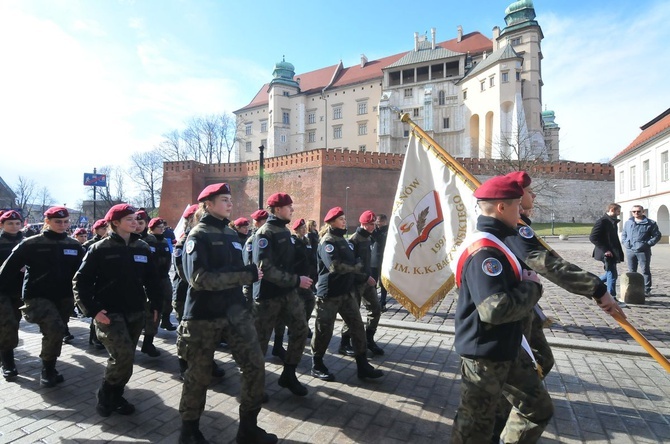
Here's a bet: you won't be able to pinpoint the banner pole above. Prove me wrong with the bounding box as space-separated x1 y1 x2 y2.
399 111 670 374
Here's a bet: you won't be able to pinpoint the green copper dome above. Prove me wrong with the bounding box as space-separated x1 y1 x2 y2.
505 0 534 16
542 109 559 128
270 56 299 89
504 0 537 28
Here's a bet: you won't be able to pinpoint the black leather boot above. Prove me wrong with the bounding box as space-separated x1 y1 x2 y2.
355 354 383 380
236 408 278 444
211 361 225 378
111 384 135 415
366 328 385 356
40 359 64 387
96 380 114 417
179 419 208 444
338 335 355 356
160 314 176 331
278 364 308 396
271 331 286 362
141 335 160 357
1 349 18 381
310 356 335 381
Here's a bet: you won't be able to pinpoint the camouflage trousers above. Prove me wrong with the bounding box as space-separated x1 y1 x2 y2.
311 290 367 358
0 296 21 351
273 288 315 341
341 283 381 337
21 297 72 361
254 290 308 365
178 304 265 420
94 311 145 386
144 301 159 336
172 299 185 360
451 351 554 444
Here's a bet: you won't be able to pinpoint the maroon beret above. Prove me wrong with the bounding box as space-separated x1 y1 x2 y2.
73 227 88 236
198 183 231 202
91 219 108 230
148 217 165 229
135 209 150 222
291 218 306 231
474 176 524 200
233 217 250 227
44 206 69 219
105 204 137 222
266 192 293 208
250 209 268 221
505 170 532 189
0 210 22 223
324 206 344 223
359 210 376 224
182 204 199 219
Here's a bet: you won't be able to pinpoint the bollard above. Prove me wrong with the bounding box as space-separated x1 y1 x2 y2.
620 272 645 304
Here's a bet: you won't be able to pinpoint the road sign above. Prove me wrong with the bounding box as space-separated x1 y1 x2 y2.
79 216 89 224
83 173 107 187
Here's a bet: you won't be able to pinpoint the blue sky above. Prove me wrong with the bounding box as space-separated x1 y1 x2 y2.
1 0 669 206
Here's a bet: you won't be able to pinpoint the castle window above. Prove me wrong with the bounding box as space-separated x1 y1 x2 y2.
413 108 420 117
283 91 290 97
619 170 625 193
502 72 509 83
282 112 290 125
333 126 342 139
630 166 636 191
443 117 450 129
463 90 467 100
480 81 485 92
358 102 368 115
308 112 316 124
404 88 412 98
245 142 252 152
333 107 342 120
308 131 316 143
245 123 252 136
643 160 650 187
438 90 445 105
358 123 367 136
511 37 521 46
662 151 669 181
489 76 495 87
280 134 287 143
359 145 366 152
261 139 267 148
516 72 521 81
261 121 267 132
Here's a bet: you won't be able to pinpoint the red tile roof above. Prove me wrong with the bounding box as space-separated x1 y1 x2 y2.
235 31 493 113
611 108 670 162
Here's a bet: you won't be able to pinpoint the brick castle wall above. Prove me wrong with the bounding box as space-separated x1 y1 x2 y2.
160 148 614 228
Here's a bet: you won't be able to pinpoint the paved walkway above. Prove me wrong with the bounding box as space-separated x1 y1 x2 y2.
1 239 669 443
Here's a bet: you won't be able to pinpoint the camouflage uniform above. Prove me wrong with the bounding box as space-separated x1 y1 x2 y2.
151 232 174 324
452 216 553 443
139 231 162 337
0 231 23 354
345 227 381 335
252 215 308 366
311 227 368 359
0 230 83 365
179 213 264 421
171 234 188 322
73 232 162 386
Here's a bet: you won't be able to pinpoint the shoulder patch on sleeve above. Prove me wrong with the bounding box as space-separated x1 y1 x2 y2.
348 242 354 250
518 226 535 239
324 244 335 253
173 249 182 258
481 258 503 276
246 243 253 252
258 238 269 249
185 240 195 254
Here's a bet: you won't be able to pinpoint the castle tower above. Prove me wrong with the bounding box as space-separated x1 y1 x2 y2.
268 57 300 158
542 108 560 161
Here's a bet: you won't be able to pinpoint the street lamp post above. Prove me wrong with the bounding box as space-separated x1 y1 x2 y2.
550 184 557 236
345 186 350 227
258 145 265 209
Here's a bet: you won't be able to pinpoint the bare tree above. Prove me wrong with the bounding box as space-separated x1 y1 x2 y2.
36 186 55 215
157 129 187 162
14 176 36 215
88 166 126 206
128 149 163 210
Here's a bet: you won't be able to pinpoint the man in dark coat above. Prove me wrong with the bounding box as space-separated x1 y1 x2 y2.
589 203 625 305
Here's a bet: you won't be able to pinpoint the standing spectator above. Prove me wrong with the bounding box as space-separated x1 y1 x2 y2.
621 205 662 296
0 211 24 381
311 207 383 382
73 204 162 417
178 183 275 443
307 220 319 253
0 206 84 387
370 214 389 311
589 203 625 305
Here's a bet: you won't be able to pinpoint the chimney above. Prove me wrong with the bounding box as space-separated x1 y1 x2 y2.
457 25 463 43
431 28 436 50
414 32 419 51
360 54 368 68
492 26 500 49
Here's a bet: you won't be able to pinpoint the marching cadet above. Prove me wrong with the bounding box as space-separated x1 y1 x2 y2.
172 204 225 381
83 219 109 250
291 218 316 335
73 204 162 417
311 207 383 382
339 210 384 356
135 209 162 357
0 206 84 387
451 175 553 443
148 217 177 331
178 183 276 444
370 213 389 311
81 218 109 350
73 227 89 244
252 193 312 396
243 209 268 308
231 217 251 244
0 210 24 380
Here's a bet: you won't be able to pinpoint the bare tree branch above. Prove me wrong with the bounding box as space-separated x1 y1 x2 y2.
128 149 163 210
14 176 36 215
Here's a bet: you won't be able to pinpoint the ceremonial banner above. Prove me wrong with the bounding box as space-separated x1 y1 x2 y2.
381 127 479 318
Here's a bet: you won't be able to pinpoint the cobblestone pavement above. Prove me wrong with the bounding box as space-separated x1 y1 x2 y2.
0 238 668 443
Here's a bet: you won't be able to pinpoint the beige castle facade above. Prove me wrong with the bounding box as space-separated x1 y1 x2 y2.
234 0 559 163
